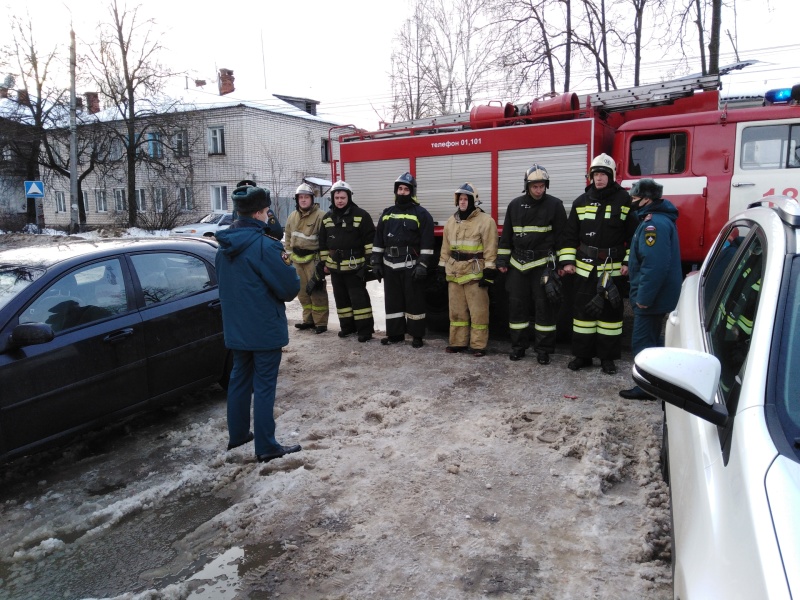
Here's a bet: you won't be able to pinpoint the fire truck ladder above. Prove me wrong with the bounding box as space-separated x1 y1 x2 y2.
380 111 473 132
589 60 757 112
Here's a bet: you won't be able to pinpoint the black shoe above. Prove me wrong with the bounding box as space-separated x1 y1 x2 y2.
411 337 424 348
314 326 327 334
295 322 314 330
227 431 254 451
537 351 551 365
619 386 655 400
257 444 302 463
446 346 466 353
509 348 526 361
472 349 486 357
601 360 617 375
381 335 404 345
568 357 592 371
338 330 355 338
357 334 373 343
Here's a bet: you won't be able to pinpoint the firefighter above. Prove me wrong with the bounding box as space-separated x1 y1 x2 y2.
372 172 435 348
497 165 567 363
438 183 499 357
317 180 376 342
559 153 637 375
284 183 329 334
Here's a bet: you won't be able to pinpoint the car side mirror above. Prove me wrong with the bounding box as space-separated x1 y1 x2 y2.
633 347 730 427
8 322 55 349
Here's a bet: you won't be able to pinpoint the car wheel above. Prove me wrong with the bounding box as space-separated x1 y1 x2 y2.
218 351 233 391
660 415 670 485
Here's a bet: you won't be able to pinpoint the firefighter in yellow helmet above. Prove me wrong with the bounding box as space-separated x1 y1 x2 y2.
558 153 637 375
284 183 329 333
497 165 567 363
437 183 498 356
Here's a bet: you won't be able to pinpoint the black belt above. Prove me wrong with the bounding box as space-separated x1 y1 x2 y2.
579 243 624 261
386 245 417 258
512 249 552 261
451 250 483 261
293 248 316 257
329 249 364 261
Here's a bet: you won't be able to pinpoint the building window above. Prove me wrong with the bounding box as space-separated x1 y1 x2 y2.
321 138 331 163
153 187 167 212
147 132 163 158
114 189 127 211
109 138 124 161
208 126 225 155
81 190 89 212
629 133 687 176
135 189 146 211
177 187 192 210
55 191 66 213
174 130 188 157
211 185 228 212
95 190 108 212
1 145 12 161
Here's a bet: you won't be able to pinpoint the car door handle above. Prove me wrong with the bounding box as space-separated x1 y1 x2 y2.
208 300 221 310
732 182 755 187
104 328 134 343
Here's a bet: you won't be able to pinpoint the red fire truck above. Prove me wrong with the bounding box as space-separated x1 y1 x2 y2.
329 65 800 268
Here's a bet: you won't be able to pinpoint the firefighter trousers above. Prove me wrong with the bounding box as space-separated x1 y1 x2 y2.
448 280 489 350
571 271 624 360
294 260 329 327
330 270 374 336
506 266 556 353
383 265 426 339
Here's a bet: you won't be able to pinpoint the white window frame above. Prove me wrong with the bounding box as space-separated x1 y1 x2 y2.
211 185 228 212
177 187 192 210
174 130 188 157
114 189 127 211
153 187 167 212
208 126 225 155
55 191 66 213
147 132 163 158
95 190 108 212
135 189 146 211
321 138 331 163
81 190 89 212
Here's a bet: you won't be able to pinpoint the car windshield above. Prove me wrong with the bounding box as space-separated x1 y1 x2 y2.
199 214 224 224
0 265 46 312
775 254 800 446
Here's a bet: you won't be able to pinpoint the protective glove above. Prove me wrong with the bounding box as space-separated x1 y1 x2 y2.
584 293 606 318
355 265 370 282
604 278 622 309
540 267 562 304
315 261 326 279
436 266 447 285
371 260 383 283
305 276 318 296
479 268 497 288
412 262 428 282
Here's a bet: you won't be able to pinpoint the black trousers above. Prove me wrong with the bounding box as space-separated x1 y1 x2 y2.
506 266 556 353
330 271 374 336
571 271 624 360
383 265 426 339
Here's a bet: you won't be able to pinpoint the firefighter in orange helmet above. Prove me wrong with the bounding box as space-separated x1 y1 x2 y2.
438 183 498 356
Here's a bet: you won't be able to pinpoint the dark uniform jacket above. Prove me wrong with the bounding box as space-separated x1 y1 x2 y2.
373 198 435 268
497 192 567 271
318 200 376 273
559 183 636 275
628 199 682 314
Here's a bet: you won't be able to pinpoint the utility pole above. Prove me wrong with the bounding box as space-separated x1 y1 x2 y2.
69 26 80 233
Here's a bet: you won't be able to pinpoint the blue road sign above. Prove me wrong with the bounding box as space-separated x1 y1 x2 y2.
24 181 45 198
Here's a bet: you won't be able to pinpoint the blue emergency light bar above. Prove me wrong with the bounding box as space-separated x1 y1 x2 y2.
764 84 800 105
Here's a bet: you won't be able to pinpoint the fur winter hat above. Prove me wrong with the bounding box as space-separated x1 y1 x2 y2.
231 185 271 213
630 178 662 200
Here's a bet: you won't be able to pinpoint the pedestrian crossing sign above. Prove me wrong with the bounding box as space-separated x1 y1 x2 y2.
24 181 45 197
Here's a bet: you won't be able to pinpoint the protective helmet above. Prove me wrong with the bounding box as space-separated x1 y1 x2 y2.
454 182 479 206
294 183 315 210
631 178 663 200
236 179 258 188
330 180 353 202
394 172 417 196
524 164 550 191
231 185 271 213
589 153 616 181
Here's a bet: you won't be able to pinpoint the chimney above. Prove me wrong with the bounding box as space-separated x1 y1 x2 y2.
218 68 235 96
0 87 7 99
85 92 100 114
16 89 29 106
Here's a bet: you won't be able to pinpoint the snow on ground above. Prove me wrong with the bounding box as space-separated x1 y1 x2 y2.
0 241 672 599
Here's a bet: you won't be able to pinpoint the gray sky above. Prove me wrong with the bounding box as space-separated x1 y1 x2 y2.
4 0 799 130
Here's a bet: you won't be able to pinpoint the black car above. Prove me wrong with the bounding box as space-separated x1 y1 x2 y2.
0 237 231 462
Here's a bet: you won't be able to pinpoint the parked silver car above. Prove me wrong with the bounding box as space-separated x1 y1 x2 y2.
170 213 233 238
633 196 800 599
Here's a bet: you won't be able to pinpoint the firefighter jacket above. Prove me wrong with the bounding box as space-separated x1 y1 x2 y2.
497 192 567 271
559 183 637 276
439 208 498 284
284 204 324 264
318 200 376 273
373 197 435 270
628 199 682 314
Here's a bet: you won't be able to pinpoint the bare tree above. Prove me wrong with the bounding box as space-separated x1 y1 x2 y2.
390 2 436 121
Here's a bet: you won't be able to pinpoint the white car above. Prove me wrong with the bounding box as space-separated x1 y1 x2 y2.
170 213 233 238
633 196 800 599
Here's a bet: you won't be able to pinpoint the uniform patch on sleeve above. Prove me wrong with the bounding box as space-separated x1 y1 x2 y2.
644 226 657 247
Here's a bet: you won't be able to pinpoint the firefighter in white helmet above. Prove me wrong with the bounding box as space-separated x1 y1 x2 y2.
558 153 637 375
318 180 377 342
437 183 498 356
497 164 567 363
284 183 329 333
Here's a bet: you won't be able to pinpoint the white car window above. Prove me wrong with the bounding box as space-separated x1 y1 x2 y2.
131 252 211 305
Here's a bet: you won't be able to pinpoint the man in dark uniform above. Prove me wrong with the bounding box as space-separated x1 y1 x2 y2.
497 164 567 364
559 153 637 375
372 172 435 348
317 180 376 343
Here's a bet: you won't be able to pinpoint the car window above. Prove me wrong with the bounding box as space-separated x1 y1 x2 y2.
0 266 45 312
20 259 127 333
702 223 752 318
130 252 212 305
220 214 233 226
774 255 800 449
706 233 764 403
